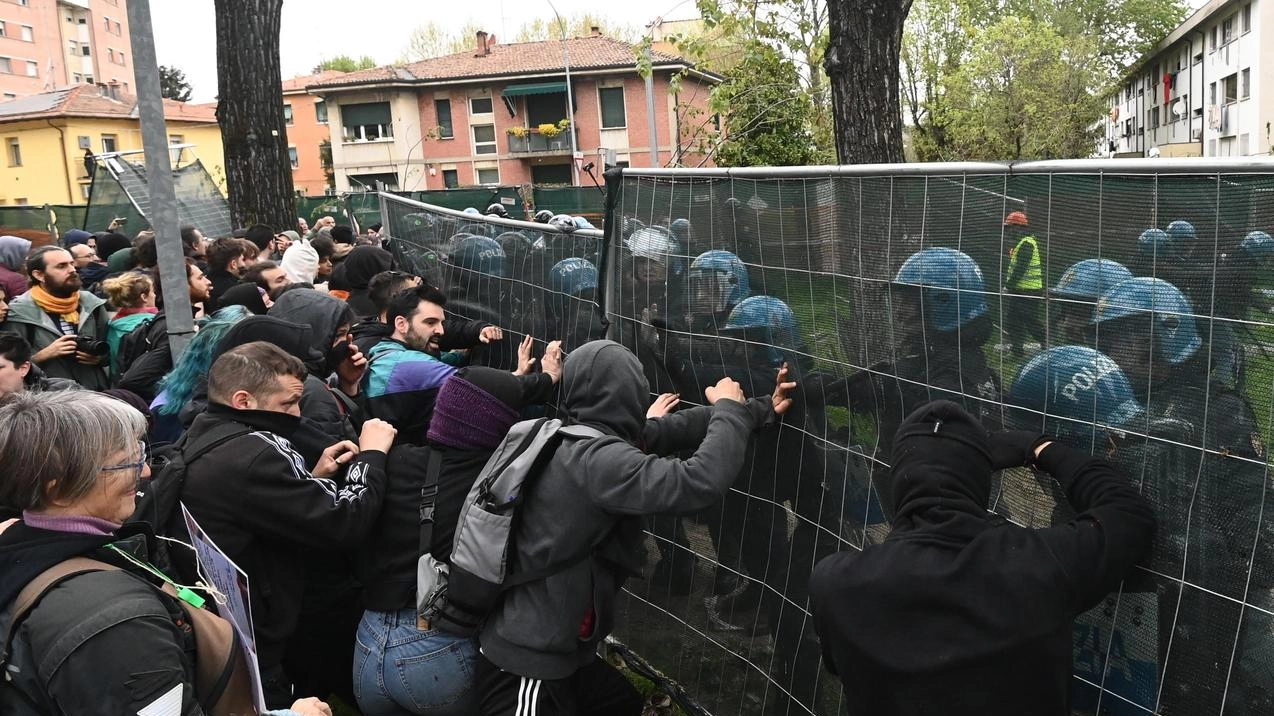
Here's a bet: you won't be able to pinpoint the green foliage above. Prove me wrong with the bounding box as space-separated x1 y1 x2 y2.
402 21 484 62
158 65 192 102
514 14 639 43
713 42 820 167
312 55 377 73
902 0 1188 161
941 16 1107 160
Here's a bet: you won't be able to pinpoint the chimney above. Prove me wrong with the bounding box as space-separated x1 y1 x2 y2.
475 30 490 57
590 25 601 37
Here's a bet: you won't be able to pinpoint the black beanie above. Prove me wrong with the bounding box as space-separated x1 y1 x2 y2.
893 399 992 463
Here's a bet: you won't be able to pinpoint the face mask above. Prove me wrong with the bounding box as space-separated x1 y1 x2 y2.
324 340 350 375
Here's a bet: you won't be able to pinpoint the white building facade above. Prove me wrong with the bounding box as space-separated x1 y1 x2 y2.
1103 0 1271 158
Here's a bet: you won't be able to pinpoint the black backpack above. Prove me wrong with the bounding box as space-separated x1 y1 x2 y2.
130 421 250 576
113 314 159 377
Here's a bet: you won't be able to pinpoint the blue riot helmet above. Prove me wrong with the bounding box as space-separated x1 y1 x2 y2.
1091 277 1201 365
485 203 509 218
549 257 598 298
496 230 533 251
1166 219 1196 243
671 218 692 244
533 209 554 224
1051 259 1134 300
548 214 577 233
1240 231 1274 263
620 216 647 238
722 296 800 368
1134 228 1173 265
449 235 507 278
463 207 480 215
890 248 988 333
1009 346 1145 441
689 250 750 316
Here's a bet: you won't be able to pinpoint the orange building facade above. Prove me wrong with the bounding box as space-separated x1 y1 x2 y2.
282 70 343 196
0 0 136 101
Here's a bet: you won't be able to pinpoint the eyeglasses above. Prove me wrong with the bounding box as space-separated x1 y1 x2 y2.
101 440 148 478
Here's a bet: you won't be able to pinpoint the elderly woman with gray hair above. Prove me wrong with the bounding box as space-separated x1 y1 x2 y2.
0 391 331 716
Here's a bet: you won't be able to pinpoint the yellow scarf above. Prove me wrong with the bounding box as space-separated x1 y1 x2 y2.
29 284 81 326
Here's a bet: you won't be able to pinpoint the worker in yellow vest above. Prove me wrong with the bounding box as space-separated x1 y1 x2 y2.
1003 211 1044 358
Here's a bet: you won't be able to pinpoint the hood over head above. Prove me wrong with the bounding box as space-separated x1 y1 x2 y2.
280 240 319 285
217 282 269 315
268 288 353 357
332 246 393 290
889 400 994 543
62 229 94 247
559 339 648 441
212 315 317 368
0 235 32 271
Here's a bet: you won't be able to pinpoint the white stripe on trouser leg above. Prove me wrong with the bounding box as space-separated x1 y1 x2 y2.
529 678 542 715
517 677 528 716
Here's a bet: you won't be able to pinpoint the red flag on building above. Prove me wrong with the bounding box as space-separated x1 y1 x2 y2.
1164 72 1173 105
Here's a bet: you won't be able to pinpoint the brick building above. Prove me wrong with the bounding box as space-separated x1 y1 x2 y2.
282 70 343 195
0 0 136 101
309 30 720 192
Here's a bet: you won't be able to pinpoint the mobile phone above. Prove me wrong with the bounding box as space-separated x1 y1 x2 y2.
113 216 128 226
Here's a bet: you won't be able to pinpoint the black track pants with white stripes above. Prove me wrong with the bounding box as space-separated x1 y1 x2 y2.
476 653 644 716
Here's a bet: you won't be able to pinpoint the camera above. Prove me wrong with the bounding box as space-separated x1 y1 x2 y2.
75 335 110 356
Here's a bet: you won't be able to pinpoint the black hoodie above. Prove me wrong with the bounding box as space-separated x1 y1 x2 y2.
331 246 393 318
809 401 1155 716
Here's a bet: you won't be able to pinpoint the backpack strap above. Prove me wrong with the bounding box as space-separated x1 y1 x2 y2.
418 448 443 555
2 556 255 716
182 421 255 464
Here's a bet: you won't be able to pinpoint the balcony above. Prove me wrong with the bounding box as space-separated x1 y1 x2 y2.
507 128 578 156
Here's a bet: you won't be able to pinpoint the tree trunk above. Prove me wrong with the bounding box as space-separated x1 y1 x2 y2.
214 0 295 229
825 0 914 163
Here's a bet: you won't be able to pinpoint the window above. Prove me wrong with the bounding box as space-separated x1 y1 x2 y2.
1223 73 1238 103
14 198 27 206
442 169 459 189
20 25 32 42
1241 69 1250 99
103 17 111 32
107 49 114 62
1221 16 1235 45
283 103 293 125
0 21 5 37
1210 26 1217 51
1242 3 1251 33
288 147 298 169
24 60 36 77
101 134 117 153
118 52 125 66
435 99 453 138
314 100 327 124
84 75 92 83
6 138 21 167
1240 133 1250 155
73 72 81 82
472 124 496 155
340 102 393 142
1210 81 1217 105
0 58 10 74
82 44 90 56
476 166 499 185
168 134 184 145
1147 107 1159 129
469 96 493 115
599 87 626 128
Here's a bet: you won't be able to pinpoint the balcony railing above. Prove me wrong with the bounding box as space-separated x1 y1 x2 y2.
507 128 578 155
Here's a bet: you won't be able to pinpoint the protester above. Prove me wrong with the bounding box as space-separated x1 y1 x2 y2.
102 272 158 375
1 246 110 390
474 339 792 716
95 230 132 266
0 285 8 324
245 260 292 296
351 270 422 355
281 238 321 285
218 281 272 314
809 400 1155 716
245 224 278 262
69 242 109 293
0 235 32 299
181 225 207 261
330 246 394 317
0 332 78 398
116 259 213 402
172 342 397 708
311 236 337 284
149 305 253 445
206 236 252 312
0 390 332 716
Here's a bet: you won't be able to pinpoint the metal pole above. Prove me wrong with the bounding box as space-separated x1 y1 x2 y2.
644 37 660 168
546 0 579 185
126 0 194 359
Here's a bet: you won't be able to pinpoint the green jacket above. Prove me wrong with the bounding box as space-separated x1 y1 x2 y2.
1 290 110 390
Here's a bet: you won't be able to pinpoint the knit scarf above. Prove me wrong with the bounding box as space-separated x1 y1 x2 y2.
115 306 159 318
28 285 80 326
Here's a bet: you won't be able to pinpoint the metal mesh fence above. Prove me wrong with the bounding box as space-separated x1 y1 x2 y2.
84 155 233 238
380 158 1274 716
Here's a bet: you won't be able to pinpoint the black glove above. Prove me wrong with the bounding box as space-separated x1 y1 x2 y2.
988 430 1051 470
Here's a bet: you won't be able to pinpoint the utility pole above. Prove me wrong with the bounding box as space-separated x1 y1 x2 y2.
126 0 194 359
644 24 661 168
546 0 580 185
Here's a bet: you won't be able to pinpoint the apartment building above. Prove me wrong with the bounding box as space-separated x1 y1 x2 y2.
0 0 135 101
1103 0 1271 157
309 30 720 192
283 70 343 195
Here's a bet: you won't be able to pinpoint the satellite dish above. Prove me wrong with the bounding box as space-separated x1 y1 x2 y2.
1172 100 1185 117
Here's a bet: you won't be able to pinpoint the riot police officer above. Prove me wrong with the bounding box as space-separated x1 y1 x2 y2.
1048 258 1133 344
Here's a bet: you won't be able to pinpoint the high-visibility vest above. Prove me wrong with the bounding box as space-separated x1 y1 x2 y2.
1008 235 1043 290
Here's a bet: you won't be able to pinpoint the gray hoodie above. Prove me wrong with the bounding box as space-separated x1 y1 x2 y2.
478 339 773 680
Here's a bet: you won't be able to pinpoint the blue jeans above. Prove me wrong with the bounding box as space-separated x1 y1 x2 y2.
353 608 479 716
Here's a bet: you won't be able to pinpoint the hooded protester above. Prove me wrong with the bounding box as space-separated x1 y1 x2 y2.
473 339 790 716
148 305 253 445
809 400 1155 716
330 246 393 317
281 239 321 285
61 228 94 249
216 281 271 315
353 359 562 716
94 231 132 265
0 235 32 299
268 288 364 438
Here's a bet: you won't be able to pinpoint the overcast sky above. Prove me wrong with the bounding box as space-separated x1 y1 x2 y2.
151 1 700 102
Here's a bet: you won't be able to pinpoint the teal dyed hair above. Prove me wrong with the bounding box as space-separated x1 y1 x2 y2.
156 305 253 417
